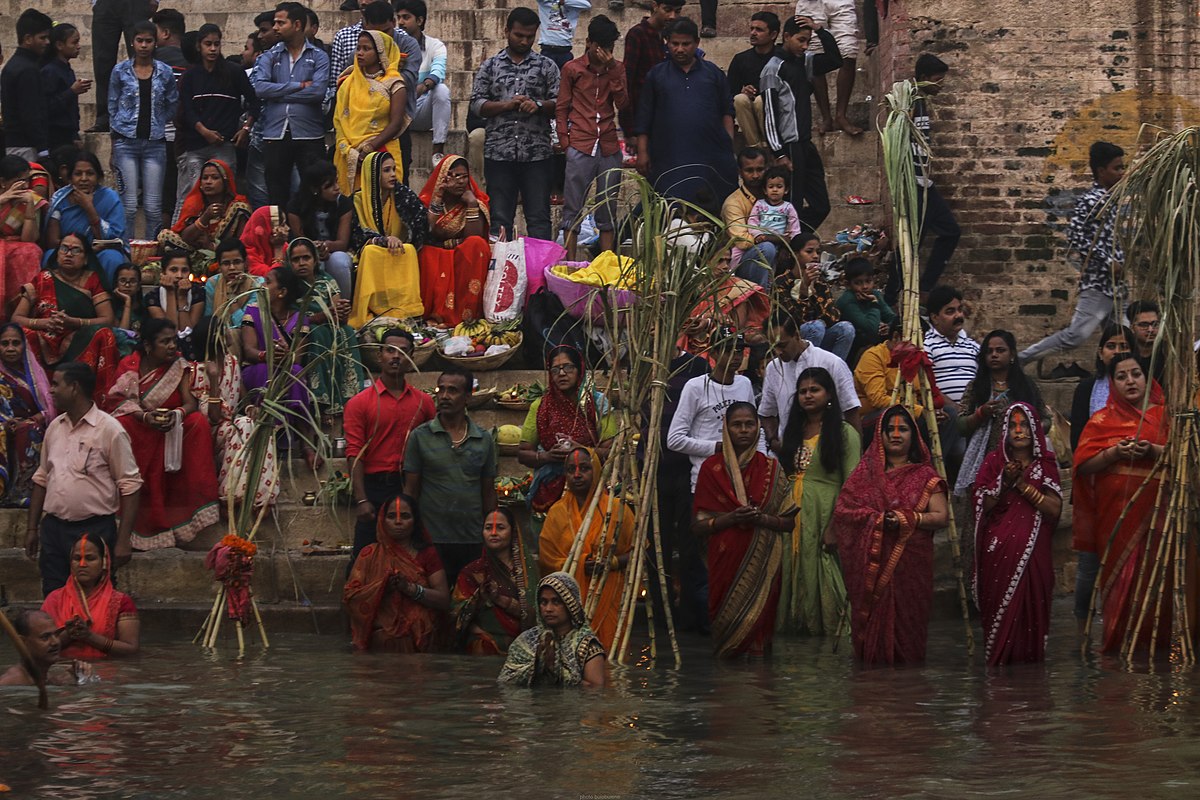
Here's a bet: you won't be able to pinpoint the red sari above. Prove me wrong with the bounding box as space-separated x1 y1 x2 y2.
106 354 220 550
1072 382 1170 654
240 205 286 276
833 406 946 665
973 402 1061 665
528 349 605 513
0 189 46 309
694 435 789 657
41 537 138 660
22 270 118 401
452 538 535 655
343 509 445 653
417 155 491 325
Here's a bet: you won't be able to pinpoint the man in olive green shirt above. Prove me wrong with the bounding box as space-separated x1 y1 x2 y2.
404 366 498 587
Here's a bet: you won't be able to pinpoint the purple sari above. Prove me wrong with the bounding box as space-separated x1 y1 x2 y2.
240 305 309 408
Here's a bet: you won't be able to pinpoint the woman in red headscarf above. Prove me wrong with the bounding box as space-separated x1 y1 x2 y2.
832 405 948 665
453 506 536 655
692 402 793 658
41 535 140 659
1073 353 1170 654
417 154 491 325
343 494 450 653
517 345 616 516
973 402 1062 665
0 154 47 308
159 159 251 272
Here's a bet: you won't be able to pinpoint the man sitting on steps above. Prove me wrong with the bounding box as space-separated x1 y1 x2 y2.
395 0 451 167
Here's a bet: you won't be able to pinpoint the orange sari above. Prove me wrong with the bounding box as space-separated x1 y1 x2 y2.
40 536 137 659
343 503 445 652
1072 382 1170 653
537 447 634 651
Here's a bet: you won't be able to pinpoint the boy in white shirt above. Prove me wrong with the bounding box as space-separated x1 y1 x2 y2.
395 0 451 164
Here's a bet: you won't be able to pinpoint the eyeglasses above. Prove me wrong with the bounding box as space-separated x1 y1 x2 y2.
116 277 140 286
219 258 245 268
548 364 578 375
59 245 84 255
1133 321 1160 330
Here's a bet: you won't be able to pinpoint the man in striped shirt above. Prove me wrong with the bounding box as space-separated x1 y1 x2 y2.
923 285 977 479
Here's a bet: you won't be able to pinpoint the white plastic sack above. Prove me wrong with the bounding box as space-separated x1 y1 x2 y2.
441 335 474 356
483 238 528 323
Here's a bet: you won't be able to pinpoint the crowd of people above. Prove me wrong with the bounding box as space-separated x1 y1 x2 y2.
0 1 1176 689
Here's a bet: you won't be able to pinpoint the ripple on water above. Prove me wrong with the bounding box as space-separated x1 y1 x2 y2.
2 601 1200 798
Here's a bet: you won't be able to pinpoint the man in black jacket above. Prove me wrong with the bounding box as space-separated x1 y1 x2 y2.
1 9 53 161
726 11 778 151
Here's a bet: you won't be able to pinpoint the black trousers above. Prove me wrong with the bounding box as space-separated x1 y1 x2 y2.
349 472 404 569
91 0 154 128
885 183 962 303
264 135 326 207
788 139 831 233
39 514 118 597
432 542 480 591
699 0 718 28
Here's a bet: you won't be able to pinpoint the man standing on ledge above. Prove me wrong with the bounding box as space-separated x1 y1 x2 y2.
1020 141 1127 371
404 366 498 587
25 362 142 596
344 330 435 566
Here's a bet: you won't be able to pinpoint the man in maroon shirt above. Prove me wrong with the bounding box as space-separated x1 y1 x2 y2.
620 0 682 160
556 14 627 254
343 329 435 564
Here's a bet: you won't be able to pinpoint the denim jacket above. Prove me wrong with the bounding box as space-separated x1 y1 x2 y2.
107 59 179 141
251 40 330 141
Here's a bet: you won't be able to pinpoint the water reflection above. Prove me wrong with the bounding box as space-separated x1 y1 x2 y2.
2 601 1200 798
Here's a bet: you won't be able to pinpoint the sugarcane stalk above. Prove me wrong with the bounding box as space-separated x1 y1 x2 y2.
252 598 271 649
196 589 224 644
236 619 246 655
0 609 48 709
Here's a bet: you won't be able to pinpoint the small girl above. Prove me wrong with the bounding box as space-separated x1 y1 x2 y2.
146 249 205 358
748 166 802 246
111 262 148 356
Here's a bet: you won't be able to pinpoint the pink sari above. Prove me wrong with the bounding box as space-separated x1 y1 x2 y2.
972 402 1061 666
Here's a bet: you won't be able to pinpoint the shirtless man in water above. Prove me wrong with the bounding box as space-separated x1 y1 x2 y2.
0 609 93 686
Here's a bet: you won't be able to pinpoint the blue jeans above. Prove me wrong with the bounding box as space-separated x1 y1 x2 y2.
324 251 353 297
245 145 268 209
111 135 166 238
735 241 777 288
800 319 855 361
484 157 553 240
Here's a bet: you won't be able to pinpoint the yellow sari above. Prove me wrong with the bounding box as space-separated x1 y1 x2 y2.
349 151 428 327
333 30 407 196
537 447 634 652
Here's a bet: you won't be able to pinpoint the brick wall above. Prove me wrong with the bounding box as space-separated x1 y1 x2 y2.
877 0 1200 350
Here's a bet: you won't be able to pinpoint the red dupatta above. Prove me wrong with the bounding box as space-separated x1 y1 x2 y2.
40 536 127 659
343 498 441 652
173 159 248 234
530 348 602 512
417 154 490 242
241 205 285 276
833 406 945 664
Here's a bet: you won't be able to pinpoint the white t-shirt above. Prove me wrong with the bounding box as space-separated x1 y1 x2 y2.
667 374 763 491
758 344 860 440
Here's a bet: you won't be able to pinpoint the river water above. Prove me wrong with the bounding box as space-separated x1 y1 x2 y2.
3 601 1199 799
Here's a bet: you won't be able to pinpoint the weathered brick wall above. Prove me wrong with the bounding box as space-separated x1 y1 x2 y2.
877 0 1200 350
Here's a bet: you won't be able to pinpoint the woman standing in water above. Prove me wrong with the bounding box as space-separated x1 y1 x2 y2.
454 507 536 655
499 572 606 688
41 535 140 658
973 403 1062 665
833 406 948 664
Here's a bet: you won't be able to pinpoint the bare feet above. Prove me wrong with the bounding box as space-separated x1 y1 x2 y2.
818 117 835 135
835 115 863 136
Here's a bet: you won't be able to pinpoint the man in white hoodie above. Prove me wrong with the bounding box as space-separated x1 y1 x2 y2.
395 0 450 165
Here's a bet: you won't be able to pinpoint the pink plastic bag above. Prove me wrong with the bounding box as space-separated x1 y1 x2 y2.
522 237 566 297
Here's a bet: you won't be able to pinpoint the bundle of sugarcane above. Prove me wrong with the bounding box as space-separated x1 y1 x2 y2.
195 282 340 653
879 78 975 655
1083 126 1200 664
557 170 732 667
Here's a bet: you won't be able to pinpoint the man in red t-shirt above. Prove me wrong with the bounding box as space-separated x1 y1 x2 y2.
343 329 435 564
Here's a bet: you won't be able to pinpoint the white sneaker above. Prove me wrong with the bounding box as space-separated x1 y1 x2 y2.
432 153 445 168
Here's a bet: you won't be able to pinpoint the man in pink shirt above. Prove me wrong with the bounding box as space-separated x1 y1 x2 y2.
26 362 142 596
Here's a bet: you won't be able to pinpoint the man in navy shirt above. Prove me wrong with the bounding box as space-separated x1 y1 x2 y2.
251 2 330 207
634 17 736 214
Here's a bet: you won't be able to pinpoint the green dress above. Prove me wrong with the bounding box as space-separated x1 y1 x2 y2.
778 423 861 636
302 272 367 413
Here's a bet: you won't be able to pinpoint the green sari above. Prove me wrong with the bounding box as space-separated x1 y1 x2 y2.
778 422 861 636
300 271 367 414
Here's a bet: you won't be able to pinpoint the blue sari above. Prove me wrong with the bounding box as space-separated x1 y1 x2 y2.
45 186 128 284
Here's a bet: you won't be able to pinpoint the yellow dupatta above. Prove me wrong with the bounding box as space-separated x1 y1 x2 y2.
334 30 407 195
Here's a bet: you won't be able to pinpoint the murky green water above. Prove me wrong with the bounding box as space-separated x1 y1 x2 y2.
3 601 1200 799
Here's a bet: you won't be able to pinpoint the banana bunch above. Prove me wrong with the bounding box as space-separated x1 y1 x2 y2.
483 329 521 347
453 319 492 340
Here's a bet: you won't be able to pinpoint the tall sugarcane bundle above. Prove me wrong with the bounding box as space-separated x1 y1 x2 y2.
879 79 975 655
196 282 339 654
558 170 732 668
1083 127 1200 665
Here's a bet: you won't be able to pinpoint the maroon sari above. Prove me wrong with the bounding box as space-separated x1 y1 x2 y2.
972 402 1061 666
833 406 946 665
